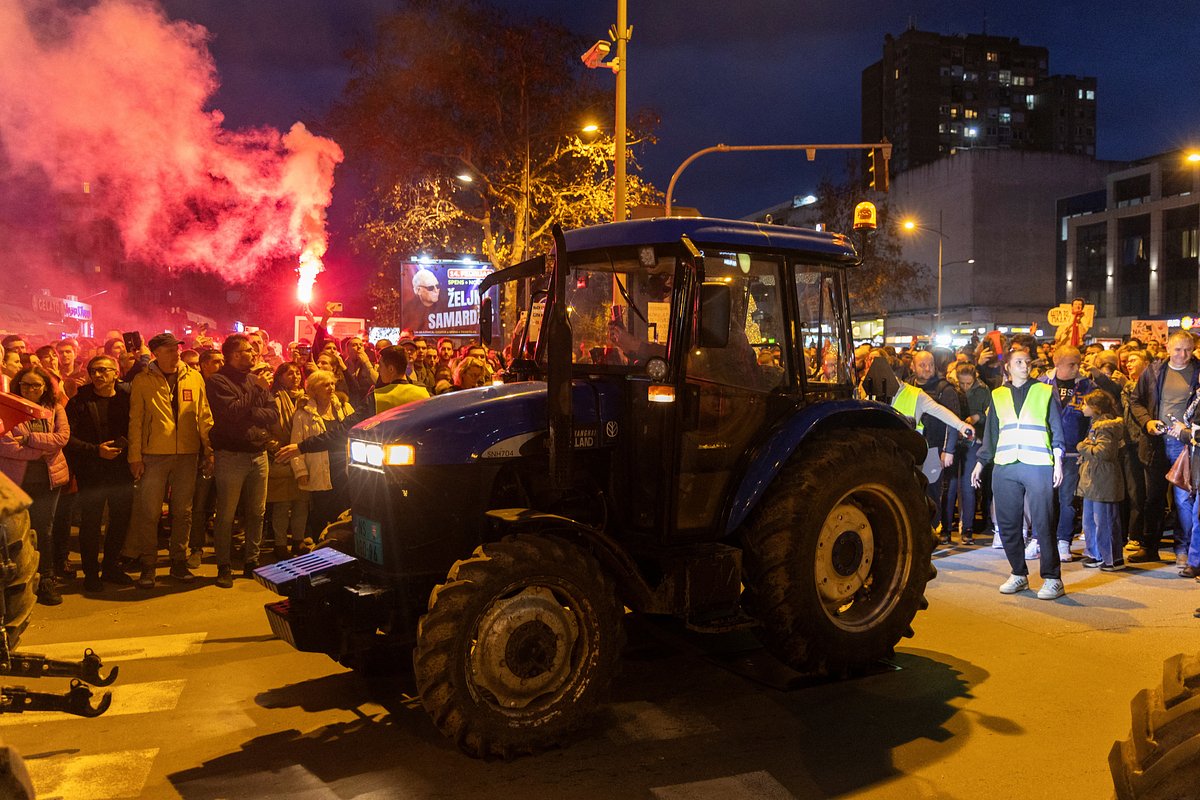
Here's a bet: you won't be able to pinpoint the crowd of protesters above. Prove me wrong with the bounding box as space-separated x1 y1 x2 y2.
854 325 1200 600
7 297 1200 609
0 302 504 606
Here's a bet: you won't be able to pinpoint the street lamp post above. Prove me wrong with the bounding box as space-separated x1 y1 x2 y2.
903 211 974 339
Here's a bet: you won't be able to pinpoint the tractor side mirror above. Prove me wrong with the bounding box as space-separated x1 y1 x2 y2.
480 296 493 347
698 282 731 349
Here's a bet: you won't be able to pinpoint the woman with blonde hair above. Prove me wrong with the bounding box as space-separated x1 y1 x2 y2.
289 369 354 537
451 356 490 391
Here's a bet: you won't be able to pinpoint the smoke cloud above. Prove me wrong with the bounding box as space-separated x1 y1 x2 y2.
0 0 342 284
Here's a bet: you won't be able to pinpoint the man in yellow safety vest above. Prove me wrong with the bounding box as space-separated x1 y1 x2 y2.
972 347 1067 599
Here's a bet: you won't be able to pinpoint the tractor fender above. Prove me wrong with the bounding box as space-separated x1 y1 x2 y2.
723 400 925 536
485 508 655 609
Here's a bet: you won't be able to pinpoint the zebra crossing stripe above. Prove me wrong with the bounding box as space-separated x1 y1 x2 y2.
0 680 186 726
27 632 207 663
651 771 796 799
24 747 158 800
607 700 719 742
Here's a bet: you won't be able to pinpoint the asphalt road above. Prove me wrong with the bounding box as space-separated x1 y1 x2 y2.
7 539 1198 800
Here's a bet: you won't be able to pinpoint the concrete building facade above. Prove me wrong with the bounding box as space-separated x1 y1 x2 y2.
1060 151 1200 337
747 151 1114 345
883 150 1113 342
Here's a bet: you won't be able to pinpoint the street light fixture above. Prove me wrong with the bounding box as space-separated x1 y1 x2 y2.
902 211 974 338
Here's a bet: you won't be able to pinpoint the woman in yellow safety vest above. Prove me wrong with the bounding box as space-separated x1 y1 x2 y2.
971 348 1067 600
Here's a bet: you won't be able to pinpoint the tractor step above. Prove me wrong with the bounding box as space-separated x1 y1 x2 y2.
684 611 760 634
253 548 358 598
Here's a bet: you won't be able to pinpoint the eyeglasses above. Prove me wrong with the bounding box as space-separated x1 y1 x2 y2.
89 367 116 375
18 382 45 390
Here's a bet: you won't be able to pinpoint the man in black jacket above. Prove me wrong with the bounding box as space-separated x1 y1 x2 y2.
64 355 136 592
206 334 278 588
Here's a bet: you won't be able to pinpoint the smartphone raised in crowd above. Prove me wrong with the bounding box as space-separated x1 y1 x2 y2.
122 331 143 353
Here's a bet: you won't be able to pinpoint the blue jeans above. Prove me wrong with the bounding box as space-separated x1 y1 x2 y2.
945 441 983 534
1055 456 1081 543
1082 499 1119 566
1164 436 1195 561
22 465 61 577
213 450 269 567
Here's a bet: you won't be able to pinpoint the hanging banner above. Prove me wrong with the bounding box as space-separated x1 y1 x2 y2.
398 258 497 337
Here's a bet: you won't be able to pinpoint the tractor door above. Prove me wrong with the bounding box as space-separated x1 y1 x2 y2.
672 251 793 537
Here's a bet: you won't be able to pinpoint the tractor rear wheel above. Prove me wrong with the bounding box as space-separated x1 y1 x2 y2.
413 534 623 758
742 430 933 676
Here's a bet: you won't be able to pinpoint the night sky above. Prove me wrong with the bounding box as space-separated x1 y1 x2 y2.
160 0 1200 297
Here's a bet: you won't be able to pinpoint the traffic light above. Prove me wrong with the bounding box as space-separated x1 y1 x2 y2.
866 147 889 192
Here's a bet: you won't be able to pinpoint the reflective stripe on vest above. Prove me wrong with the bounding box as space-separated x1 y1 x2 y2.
993 382 1053 465
891 382 924 433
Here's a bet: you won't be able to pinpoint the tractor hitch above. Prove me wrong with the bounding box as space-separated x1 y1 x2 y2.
1 680 112 717
1 647 118 686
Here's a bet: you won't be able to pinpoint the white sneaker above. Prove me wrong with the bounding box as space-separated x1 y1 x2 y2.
991 532 1004 549
1037 578 1065 600
999 574 1030 594
1057 541 1073 562
1024 539 1040 559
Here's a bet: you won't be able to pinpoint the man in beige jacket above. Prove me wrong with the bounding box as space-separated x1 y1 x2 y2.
124 333 213 588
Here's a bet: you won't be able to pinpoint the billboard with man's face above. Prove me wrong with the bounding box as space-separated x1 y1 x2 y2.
399 257 497 337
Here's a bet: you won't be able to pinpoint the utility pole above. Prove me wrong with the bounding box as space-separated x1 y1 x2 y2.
613 0 629 222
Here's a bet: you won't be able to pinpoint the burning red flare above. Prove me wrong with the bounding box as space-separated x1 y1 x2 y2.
297 246 324 305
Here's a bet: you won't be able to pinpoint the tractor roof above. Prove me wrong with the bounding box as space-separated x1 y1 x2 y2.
563 217 858 263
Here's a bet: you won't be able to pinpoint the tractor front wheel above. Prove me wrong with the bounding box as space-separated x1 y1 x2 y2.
413 534 623 758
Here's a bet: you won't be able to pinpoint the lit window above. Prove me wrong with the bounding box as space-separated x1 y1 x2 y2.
1026 94 1036 109
964 109 978 119
965 127 978 138
950 107 959 119
999 112 1012 124
999 70 1012 85
1087 89 1095 100
986 51 998 62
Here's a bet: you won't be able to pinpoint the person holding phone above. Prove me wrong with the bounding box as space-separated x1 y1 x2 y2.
1128 330 1200 564
65 354 135 592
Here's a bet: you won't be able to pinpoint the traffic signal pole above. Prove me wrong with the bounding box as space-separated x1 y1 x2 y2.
664 142 892 217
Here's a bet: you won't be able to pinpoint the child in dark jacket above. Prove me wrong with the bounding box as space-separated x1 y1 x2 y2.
1077 389 1125 570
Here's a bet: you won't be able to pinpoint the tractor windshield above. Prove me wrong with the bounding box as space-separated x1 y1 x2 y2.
560 254 674 369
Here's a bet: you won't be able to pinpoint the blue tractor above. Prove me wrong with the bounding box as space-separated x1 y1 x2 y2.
258 216 932 758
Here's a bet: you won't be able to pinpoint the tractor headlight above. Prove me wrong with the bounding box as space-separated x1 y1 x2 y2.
349 439 414 469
